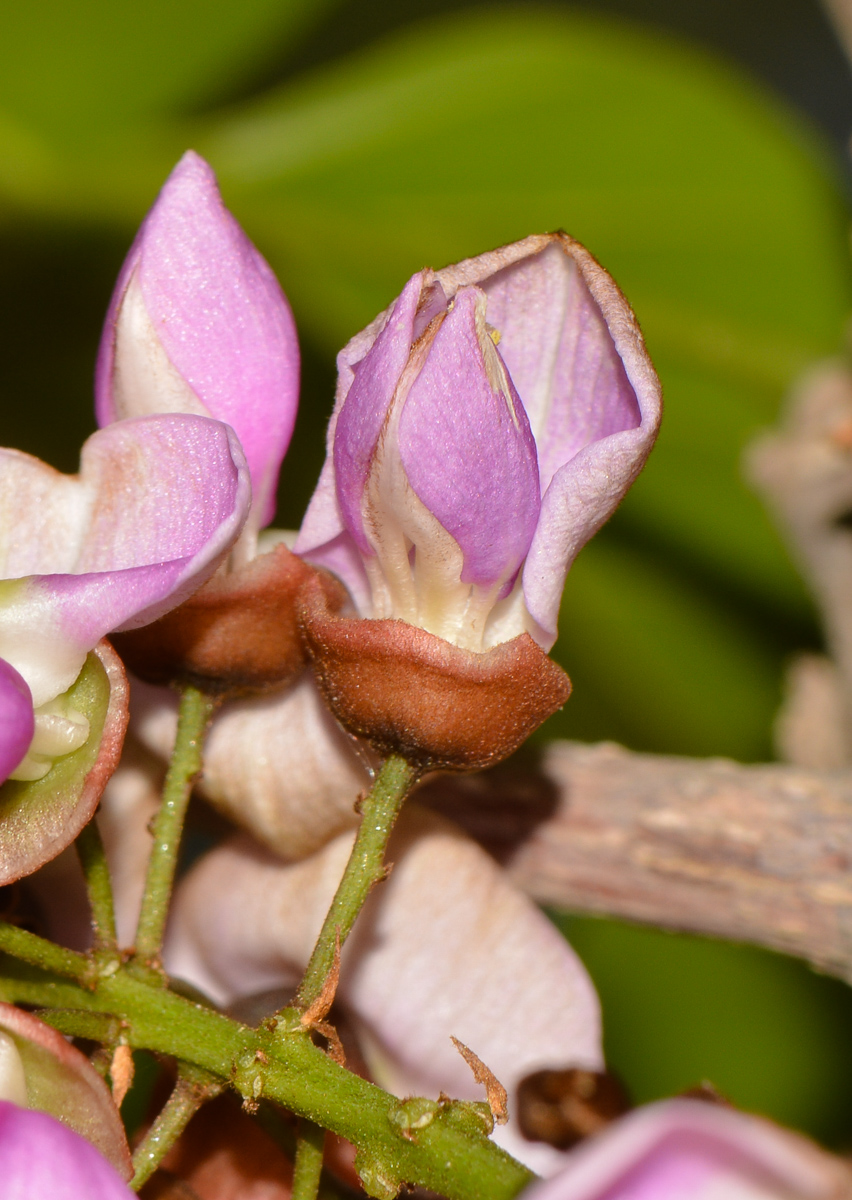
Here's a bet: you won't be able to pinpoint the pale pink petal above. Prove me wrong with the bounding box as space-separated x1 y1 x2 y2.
166 806 602 1173
130 673 370 861
436 235 661 650
522 1099 851 1199
0 414 250 707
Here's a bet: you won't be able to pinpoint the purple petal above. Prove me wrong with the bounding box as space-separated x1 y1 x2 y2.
96 151 299 528
0 1102 134 1198
522 1099 849 1198
0 414 250 707
0 659 34 782
333 271 429 553
437 234 660 647
478 241 641 491
399 287 540 587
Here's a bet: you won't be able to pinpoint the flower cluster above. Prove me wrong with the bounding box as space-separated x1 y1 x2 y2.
4 151 841 1200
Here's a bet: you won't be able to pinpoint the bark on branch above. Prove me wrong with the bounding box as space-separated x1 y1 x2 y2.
421 742 852 985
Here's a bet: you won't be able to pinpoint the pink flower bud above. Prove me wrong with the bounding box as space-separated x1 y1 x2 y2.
96 151 300 533
297 234 661 652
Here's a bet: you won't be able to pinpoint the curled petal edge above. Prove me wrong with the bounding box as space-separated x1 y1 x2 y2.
0 640 129 884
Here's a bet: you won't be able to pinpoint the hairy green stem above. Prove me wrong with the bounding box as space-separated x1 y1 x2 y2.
0 960 532 1200
296 755 418 1010
292 1120 326 1200
131 1062 223 1190
76 820 119 966
133 686 217 975
0 923 92 984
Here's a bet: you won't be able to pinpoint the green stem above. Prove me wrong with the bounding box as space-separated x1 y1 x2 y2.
131 1062 222 1190
132 686 217 975
35 1008 123 1044
0 923 92 984
0 963 532 1200
292 1121 326 1200
296 755 418 1009
76 820 119 965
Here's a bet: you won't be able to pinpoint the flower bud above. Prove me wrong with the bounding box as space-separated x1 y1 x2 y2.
297 232 660 652
295 234 660 765
96 151 299 539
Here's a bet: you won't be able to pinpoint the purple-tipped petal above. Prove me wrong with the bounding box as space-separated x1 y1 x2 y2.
334 271 428 553
0 414 249 708
0 659 34 782
296 275 450 610
399 287 540 587
437 235 661 649
0 1102 134 1198
97 151 299 527
476 241 641 490
522 1099 851 1198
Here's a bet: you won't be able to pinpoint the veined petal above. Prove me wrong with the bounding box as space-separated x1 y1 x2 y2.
333 271 427 554
165 805 602 1174
0 414 250 707
97 151 299 528
0 1103 134 1198
295 272 448 611
436 234 661 650
399 287 540 589
521 1099 851 1199
0 659 34 780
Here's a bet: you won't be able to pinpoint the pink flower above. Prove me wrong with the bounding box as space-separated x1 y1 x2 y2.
0 1102 135 1198
0 414 250 782
522 1099 851 1199
296 234 660 652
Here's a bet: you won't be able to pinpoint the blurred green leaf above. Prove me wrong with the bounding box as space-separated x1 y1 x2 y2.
541 536 781 759
0 0 340 146
557 913 852 1148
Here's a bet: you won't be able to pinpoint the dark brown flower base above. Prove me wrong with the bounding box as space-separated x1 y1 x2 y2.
299 575 571 770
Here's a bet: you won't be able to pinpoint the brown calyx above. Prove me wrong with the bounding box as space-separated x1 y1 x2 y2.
298 573 571 770
113 544 329 696
517 1067 631 1150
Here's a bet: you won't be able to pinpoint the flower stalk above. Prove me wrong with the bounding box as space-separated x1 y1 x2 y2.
295 753 419 1011
0 956 533 1200
130 1062 223 1190
76 820 119 968
131 686 218 979
291 1120 327 1200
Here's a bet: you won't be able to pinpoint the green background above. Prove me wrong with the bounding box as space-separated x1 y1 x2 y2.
3 0 852 1150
